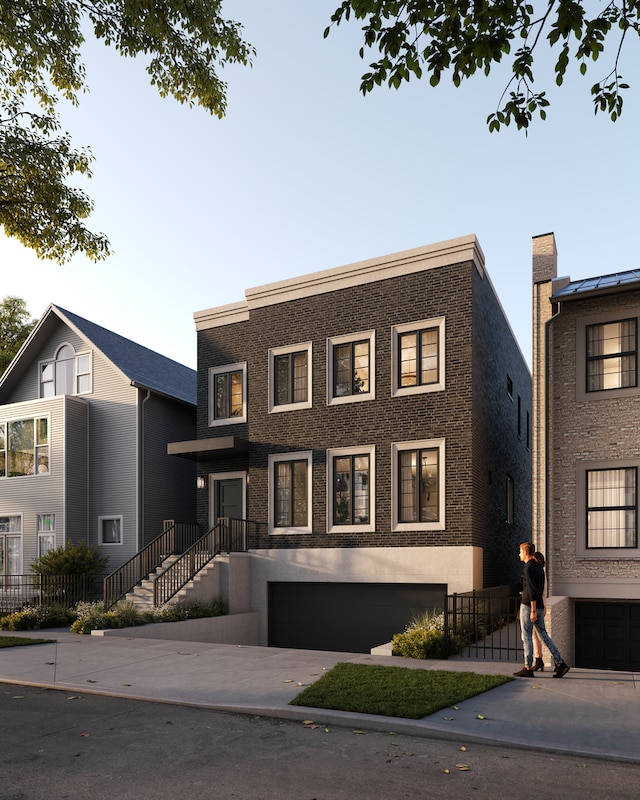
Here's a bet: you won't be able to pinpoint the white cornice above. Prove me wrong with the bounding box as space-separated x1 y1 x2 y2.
194 235 484 330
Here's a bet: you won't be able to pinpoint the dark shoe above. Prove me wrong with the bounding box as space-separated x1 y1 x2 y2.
553 661 570 679
533 657 544 672
513 667 535 677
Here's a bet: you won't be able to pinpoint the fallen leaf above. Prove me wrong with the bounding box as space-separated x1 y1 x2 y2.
283 679 294 683
388 731 397 736
86 680 97 684
443 769 450 774
302 720 315 725
12 695 25 700
352 730 367 735
456 764 470 771
476 714 487 720
442 716 454 721
460 746 467 751
79 733 90 737
452 705 459 710
45 662 55 665
67 696 82 700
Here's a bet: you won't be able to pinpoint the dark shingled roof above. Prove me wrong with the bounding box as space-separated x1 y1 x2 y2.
56 306 196 406
553 269 640 300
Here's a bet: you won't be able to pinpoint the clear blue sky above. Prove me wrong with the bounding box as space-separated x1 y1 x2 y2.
2 2 639 370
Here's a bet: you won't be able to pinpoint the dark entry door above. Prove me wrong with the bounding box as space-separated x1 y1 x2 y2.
216 478 243 521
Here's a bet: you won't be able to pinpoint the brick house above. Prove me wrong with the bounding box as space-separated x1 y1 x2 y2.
533 232 640 671
173 235 531 652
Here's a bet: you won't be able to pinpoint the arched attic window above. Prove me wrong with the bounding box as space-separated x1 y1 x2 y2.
40 344 92 397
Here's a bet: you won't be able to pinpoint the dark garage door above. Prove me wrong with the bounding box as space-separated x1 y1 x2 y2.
268 582 447 653
575 602 640 671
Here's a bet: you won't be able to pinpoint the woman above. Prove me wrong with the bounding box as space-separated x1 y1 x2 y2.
532 551 547 671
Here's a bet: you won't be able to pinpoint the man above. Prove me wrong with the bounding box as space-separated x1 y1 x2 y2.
514 542 570 679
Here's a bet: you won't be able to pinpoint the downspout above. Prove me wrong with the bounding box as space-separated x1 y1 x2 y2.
544 303 562 591
139 389 152 551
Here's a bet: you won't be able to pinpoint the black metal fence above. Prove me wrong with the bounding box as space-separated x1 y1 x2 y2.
445 584 523 660
0 574 107 615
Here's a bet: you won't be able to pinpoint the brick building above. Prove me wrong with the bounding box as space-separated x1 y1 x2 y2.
175 235 531 651
533 232 640 671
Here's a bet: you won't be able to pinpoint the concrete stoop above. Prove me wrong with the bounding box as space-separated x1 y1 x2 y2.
124 555 218 611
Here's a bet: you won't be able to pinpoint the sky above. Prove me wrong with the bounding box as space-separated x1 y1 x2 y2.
2 2 639 370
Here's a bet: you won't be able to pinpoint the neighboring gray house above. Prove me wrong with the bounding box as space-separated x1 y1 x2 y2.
0 305 197 578
533 232 640 671
173 234 532 652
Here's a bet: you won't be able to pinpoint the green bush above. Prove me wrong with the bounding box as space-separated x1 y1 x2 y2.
0 604 76 631
30 541 109 575
154 599 228 622
392 627 449 659
70 598 228 633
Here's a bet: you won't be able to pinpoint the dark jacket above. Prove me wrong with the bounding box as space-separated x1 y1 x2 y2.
521 558 545 608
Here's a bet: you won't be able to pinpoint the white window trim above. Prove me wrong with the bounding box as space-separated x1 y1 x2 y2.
208 362 247 426
326 445 376 534
391 317 445 397
0 414 51 479
576 309 640 402
268 342 313 413
576 459 640 559
39 344 93 398
268 451 313 535
99 515 123 546
391 438 446 532
327 329 376 406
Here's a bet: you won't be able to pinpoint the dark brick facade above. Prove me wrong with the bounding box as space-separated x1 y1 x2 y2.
195 246 531 588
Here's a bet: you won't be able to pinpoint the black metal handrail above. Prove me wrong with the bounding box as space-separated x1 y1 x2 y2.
153 518 257 607
103 522 201 608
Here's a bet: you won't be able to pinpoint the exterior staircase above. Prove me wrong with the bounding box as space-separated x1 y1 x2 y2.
124 554 217 611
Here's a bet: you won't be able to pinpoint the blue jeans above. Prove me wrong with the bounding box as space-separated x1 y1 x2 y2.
520 603 562 668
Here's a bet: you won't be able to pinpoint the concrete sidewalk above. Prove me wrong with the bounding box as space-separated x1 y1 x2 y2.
1 629 638 764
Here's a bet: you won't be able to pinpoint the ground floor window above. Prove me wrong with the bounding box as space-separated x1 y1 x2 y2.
37 514 56 556
100 516 122 545
587 467 637 548
0 515 22 578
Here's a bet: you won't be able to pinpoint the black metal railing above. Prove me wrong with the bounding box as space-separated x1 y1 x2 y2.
444 584 523 660
103 521 201 608
153 517 258 607
0 573 107 614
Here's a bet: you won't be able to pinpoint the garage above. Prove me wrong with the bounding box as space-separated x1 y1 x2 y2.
268 582 447 653
575 601 640 671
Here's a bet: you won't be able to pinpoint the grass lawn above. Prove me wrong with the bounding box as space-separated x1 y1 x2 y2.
0 635 55 648
290 662 513 719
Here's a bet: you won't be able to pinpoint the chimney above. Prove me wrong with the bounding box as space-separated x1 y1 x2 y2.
532 232 558 283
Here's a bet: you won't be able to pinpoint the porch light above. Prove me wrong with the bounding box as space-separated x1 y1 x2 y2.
196 476 207 490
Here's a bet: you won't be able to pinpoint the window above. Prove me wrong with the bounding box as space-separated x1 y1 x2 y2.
208 363 247 426
392 439 445 531
40 344 92 397
506 475 514 524
0 515 22 578
586 319 637 392
268 343 312 412
327 446 375 532
268 452 312 534
327 331 375 405
100 516 122 545
0 417 49 478
586 468 637 548
507 374 513 398
392 318 445 397
37 514 56 556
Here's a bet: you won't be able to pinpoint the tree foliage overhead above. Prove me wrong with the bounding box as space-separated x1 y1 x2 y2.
0 295 36 376
0 1 254 263
325 0 637 130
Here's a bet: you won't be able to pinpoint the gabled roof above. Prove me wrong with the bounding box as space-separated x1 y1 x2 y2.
553 269 640 301
0 304 196 406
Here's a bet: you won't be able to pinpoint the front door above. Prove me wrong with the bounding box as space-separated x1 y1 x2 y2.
212 473 245 524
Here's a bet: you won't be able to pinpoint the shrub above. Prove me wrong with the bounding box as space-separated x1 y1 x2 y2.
392 627 448 659
0 604 76 631
154 599 228 622
70 598 228 633
30 541 109 575
70 601 110 634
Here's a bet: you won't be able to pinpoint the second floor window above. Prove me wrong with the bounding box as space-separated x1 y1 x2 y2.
209 363 247 425
586 319 637 392
0 417 49 478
